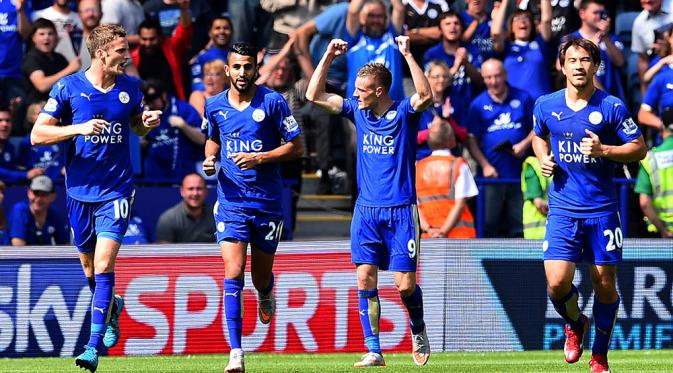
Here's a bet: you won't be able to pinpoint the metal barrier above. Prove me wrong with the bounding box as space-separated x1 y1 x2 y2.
475 178 636 238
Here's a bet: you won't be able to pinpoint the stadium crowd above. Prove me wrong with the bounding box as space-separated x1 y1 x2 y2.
0 0 672 244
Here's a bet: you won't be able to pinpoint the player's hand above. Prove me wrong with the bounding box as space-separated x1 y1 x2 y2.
15 0 25 11
168 115 186 129
202 155 217 176
79 118 109 136
512 141 528 158
428 228 445 238
581 129 604 157
231 152 262 170
395 35 411 57
142 110 162 128
540 153 556 177
326 39 348 58
533 197 549 216
27 168 45 179
482 163 499 178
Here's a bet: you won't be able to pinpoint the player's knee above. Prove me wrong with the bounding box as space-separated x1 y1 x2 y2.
396 282 415 297
224 264 245 280
591 275 616 294
546 281 571 299
356 271 375 289
94 259 114 274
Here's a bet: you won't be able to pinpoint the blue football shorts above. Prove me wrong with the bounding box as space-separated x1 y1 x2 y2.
350 204 421 272
214 201 284 254
543 212 623 265
66 193 134 253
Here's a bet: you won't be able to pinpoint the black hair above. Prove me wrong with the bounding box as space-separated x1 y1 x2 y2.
138 18 162 36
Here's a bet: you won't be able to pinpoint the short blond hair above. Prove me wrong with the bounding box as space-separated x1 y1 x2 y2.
357 62 392 92
204 59 226 75
87 24 126 56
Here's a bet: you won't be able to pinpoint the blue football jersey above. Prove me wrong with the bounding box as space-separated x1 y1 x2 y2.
533 89 642 217
459 10 494 68
504 35 552 99
18 136 65 182
340 97 420 207
41 72 144 202
0 0 31 78
205 86 302 213
642 67 673 115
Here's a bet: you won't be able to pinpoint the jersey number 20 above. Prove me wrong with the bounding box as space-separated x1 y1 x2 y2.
603 227 623 251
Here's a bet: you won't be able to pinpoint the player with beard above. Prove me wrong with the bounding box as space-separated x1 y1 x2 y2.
31 24 162 372
532 37 646 373
202 42 304 373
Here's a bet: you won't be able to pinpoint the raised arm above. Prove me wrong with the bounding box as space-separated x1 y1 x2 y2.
346 0 365 38
490 0 510 53
397 36 432 111
16 0 30 39
390 0 405 35
538 0 553 42
305 39 346 114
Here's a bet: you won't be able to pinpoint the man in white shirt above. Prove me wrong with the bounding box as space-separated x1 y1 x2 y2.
632 0 673 94
33 0 83 62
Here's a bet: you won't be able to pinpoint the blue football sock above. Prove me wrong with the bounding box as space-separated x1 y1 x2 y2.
592 297 619 355
87 272 114 349
224 278 244 350
87 276 96 294
401 285 425 334
358 289 381 354
259 272 274 296
550 284 584 330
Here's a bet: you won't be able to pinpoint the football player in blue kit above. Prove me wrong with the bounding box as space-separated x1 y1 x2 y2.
306 36 433 368
31 24 162 372
202 42 304 373
532 37 646 373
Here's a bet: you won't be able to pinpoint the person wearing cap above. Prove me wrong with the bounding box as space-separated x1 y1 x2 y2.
635 120 673 238
141 79 205 182
9 175 69 246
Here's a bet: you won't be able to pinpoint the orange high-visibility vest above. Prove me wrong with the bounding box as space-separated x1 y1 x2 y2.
416 154 476 238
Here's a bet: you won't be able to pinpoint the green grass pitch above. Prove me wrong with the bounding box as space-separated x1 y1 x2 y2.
2 350 672 372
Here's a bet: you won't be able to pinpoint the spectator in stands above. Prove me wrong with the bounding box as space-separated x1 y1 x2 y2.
0 104 44 183
132 1 193 100
643 23 673 85
9 175 69 246
141 79 205 181
423 11 482 127
638 54 673 133
189 16 233 93
33 0 83 62
0 0 31 125
189 59 227 117
518 0 581 50
632 0 673 94
417 116 477 238
122 215 149 244
17 98 65 183
76 0 103 70
345 0 406 100
568 0 626 102
491 0 553 99
461 0 495 68
155 173 215 243
101 0 144 47
521 156 550 239
416 60 469 161
144 0 212 57
0 180 7 245
23 18 80 105
466 58 534 238
635 121 673 238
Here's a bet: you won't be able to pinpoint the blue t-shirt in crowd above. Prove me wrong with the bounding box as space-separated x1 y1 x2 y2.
122 216 149 244
41 72 144 202
144 96 203 180
9 201 69 245
422 43 474 126
205 86 302 213
0 0 31 78
570 30 625 102
344 24 404 100
310 2 348 87
533 89 642 217
643 67 673 115
467 86 534 179
340 97 421 207
17 137 65 182
504 35 552 100
0 140 27 183
459 10 494 68
190 47 229 92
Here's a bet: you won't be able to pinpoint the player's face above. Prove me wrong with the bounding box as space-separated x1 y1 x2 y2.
225 53 257 94
78 0 102 30
562 46 598 89
440 16 462 42
0 111 11 141
180 175 207 209
360 3 387 38
139 28 161 54
427 65 450 95
32 27 58 54
511 13 532 41
210 19 233 48
101 37 130 76
353 75 380 109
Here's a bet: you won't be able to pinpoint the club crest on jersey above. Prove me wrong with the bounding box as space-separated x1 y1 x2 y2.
119 91 130 104
44 98 58 112
217 222 225 233
428 8 438 18
252 109 266 122
510 99 521 109
386 110 397 120
588 111 602 125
